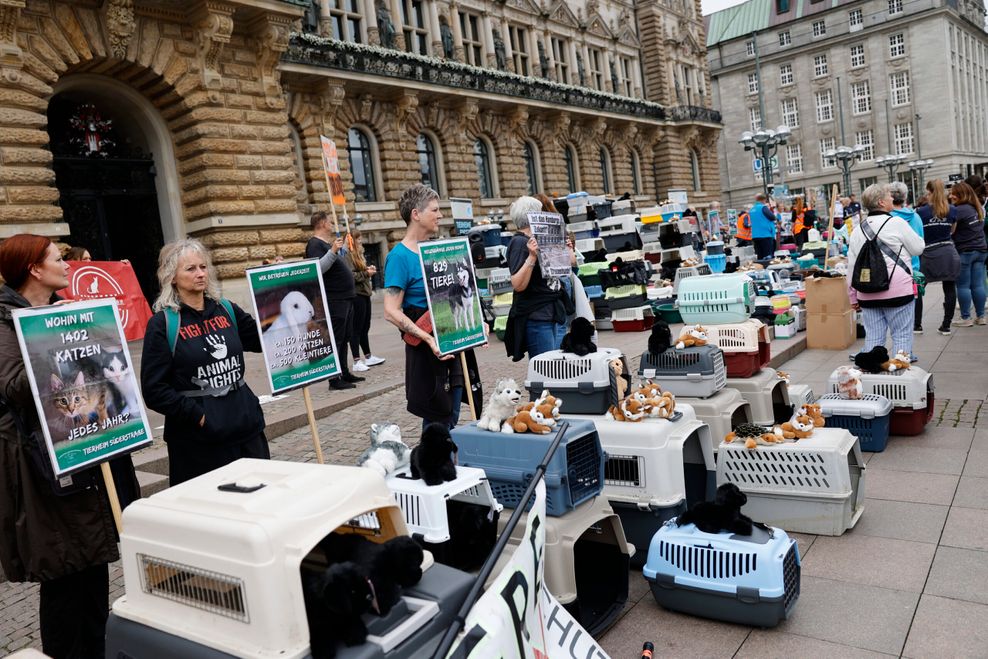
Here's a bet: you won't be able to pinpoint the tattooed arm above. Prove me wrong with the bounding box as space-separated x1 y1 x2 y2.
383 286 450 360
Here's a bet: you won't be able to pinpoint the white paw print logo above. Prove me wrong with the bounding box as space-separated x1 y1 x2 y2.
204 334 228 360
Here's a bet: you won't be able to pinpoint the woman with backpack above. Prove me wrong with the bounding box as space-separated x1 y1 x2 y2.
141 238 269 485
948 181 988 327
847 183 926 357
916 180 961 335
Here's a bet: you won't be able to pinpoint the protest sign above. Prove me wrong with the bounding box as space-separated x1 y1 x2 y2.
419 238 486 356
246 259 340 394
447 480 610 659
13 299 153 477
58 261 153 341
528 211 571 279
320 135 346 207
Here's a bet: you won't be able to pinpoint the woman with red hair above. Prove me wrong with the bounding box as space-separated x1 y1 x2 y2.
0 234 122 658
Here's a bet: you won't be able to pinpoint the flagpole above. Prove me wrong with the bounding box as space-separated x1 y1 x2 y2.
433 421 570 658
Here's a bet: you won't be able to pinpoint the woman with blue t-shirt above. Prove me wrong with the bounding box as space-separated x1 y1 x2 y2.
383 184 465 428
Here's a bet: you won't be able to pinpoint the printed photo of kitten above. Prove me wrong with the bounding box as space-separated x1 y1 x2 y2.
45 370 109 443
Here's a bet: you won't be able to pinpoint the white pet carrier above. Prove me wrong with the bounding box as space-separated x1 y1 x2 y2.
611 306 655 332
717 428 866 535
676 388 754 447
525 347 629 415
726 367 793 427
704 319 770 353
827 365 934 436
672 263 714 293
487 268 513 295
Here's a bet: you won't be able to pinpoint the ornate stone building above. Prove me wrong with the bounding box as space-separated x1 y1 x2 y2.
0 0 719 303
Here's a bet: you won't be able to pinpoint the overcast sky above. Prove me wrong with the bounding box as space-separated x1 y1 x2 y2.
701 0 750 15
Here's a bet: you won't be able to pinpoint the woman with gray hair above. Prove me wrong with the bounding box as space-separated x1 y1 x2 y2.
141 238 269 485
889 181 924 334
503 195 575 360
847 183 926 358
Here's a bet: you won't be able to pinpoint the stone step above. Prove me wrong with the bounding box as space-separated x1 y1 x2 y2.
136 470 169 498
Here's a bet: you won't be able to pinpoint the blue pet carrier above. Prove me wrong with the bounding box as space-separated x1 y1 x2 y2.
677 273 757 325
451 419 605 517
817 393 893 452
644 520 800 627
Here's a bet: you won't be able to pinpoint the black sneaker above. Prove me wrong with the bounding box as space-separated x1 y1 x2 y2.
330 379 356 390
342 373 365 383
938 326 952 336
913 327 924 335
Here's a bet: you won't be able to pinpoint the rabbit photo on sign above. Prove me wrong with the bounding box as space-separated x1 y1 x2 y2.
263 290 315 367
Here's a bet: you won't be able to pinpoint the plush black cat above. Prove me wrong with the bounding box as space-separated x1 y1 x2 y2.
302 561 374 659
647 319 672 356
854 345 889 374
560 317 597 356
320 534 424 616
410 423 458 486
676 483 768 536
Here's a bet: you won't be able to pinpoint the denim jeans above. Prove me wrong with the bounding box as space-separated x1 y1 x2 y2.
956 250 987 320
526 320 567 358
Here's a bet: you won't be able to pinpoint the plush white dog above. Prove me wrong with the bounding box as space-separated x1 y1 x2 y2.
478 378 523 432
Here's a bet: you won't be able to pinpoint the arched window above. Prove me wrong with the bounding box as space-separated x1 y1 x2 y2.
690 148 701 192
347 126 377 202
630 149 642 195
563 143 580 192
289 123 308 203
599 147 612 194
523 140 542 195
474 137 497 198
417 132 441 192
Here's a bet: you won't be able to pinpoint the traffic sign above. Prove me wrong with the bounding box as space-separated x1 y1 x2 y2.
752 158 763 173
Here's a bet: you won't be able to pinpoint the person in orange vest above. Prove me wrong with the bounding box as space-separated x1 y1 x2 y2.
736 207 752 245
792 196 810 249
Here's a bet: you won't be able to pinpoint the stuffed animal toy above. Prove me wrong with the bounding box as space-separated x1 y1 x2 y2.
675 483 768 536
775 371 791 384
610 358 628 400
503 408 553 434
835 365 864 399
883 350 911 372
319 534 424 617
560 317 597 356
681 257 702 267
302 561 374 658
635 381 677 419
854 346 889 374
725 423 784 450
478 378 522 432
606 396 648 422
774 413 815 440
647 319 672 357
357 422 411 477
520 390 562 427
410 423 458 485
675 324 709 350
799 403 826 427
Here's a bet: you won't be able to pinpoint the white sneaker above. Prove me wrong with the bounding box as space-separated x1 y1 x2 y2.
352 360 370 372
364 355 386 366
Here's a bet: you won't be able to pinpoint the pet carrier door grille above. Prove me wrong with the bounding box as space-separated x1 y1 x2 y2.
720 450 835 492
138 554 249 622
657 541 757 579
533 357 592 380
566 434 603 501
394 492 421 527
782 544 800 611
604 454 645 487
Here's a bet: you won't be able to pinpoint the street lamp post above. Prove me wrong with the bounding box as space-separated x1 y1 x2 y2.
739 126 792 198
876 154 906 183
824 144 866 196
907 158 935 198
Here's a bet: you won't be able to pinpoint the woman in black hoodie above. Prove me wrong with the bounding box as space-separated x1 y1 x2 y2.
141 239 268 485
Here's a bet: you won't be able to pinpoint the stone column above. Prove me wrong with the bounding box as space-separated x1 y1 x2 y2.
568 40 580 86
529 27 542 77
481 12 496 68
632 55 644 98
319 0 333 37
389 0 407 50
501 20 514 73
363 0 379 44
450 1 465 61
544 30 556 81
428 0 442 57
581 40 591 88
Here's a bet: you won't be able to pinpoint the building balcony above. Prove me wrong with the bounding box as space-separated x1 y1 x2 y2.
284 33 721 125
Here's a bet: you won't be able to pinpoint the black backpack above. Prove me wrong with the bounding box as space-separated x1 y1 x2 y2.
851 216 910 293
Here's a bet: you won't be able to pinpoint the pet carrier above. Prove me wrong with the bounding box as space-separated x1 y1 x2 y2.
488 268 513 295
567 408 715 568
569 210 589 224
643 242 664 264
644 520 800 627
677 274 757 325
592 200 614 220
605 288 648 310
640 206 663 225
386 466 502 571
612 306 656 332
611 198 636 215
797 254 819 270
774 314 797 339
827 366 934 436
492 291 512 317
488 496 631 636
493 315 507 341
717 428 866 535
726 368 794 426
469 224 502 248
451 420 605 517
569 220 598 240
577 261 608 287
672 263 714 293
584 284 604 299
526 347 629 414
647 285 674 301
605 249 645 263
705 253 727 274
598 216 642 252
787 384 815 410
817 393 893 452
594 303 614 330
704 319 771 376
599 260 650 289
105 460 474 659
746 269 784 296
638 345 727 398
793 304 806 331
733 245 756 264
575 237 604 254
677 388 754 447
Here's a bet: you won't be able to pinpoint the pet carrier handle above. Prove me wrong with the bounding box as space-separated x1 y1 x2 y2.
433 421 570 659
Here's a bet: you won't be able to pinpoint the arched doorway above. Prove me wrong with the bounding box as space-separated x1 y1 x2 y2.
47 76 182 303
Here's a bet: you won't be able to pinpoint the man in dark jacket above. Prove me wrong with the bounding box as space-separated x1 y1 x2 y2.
306 211 364 390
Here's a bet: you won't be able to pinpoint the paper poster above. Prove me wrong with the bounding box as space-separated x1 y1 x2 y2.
320 135 346 207
447 480 610 659
13 299 153 477
668 188 689 205
528 212 571 279
57 260 153 341
419 238 486 355
246 259 341 394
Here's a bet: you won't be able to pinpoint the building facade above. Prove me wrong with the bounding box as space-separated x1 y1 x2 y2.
0 0 720 304
706 0 988 209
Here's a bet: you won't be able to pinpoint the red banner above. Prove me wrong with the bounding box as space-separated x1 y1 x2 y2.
57 261 154 341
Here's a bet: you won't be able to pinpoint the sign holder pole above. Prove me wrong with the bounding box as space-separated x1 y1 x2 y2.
826 184 839 260
459 352 477 421
301 386 325 464
99 463 123 533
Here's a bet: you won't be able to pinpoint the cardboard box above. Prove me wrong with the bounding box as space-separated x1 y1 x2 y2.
805 276 852 315
807 311 856 350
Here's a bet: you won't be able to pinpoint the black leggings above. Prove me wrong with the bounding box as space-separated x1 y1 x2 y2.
40 563 109 659
917 281 957 330
349 294 372 358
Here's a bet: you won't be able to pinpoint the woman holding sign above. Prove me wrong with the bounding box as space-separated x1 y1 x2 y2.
141 239 269 485
0 234 122 659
